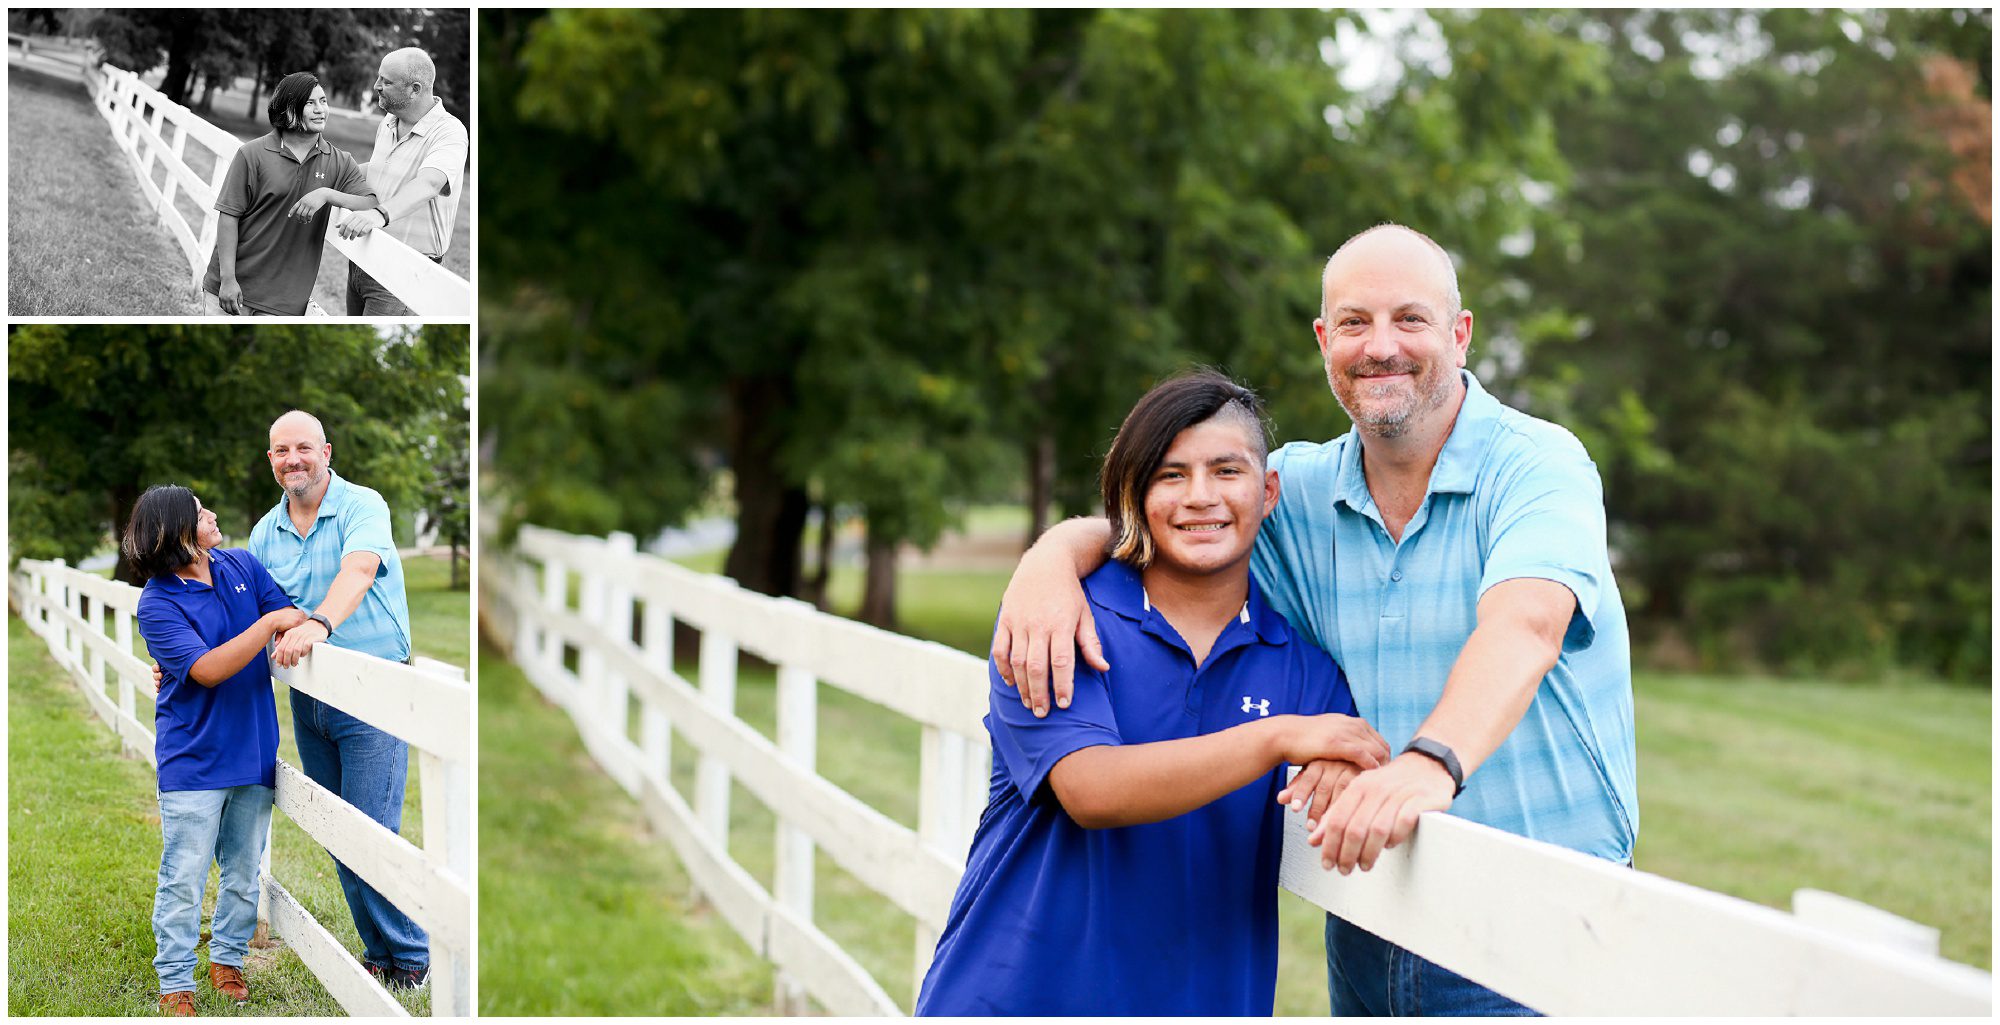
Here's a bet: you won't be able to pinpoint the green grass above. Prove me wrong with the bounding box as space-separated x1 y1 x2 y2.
7 66 203 316
10 552 468 1015
477 642 776 1015
485 538 1993 1014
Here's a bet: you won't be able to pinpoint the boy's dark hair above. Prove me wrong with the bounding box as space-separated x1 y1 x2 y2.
122 485 203 579
268 71 320 133
1100 368 1272 570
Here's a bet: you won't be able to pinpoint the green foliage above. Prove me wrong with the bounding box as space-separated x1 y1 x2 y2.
81 9 469 115
1494 10 1991 679
7 324 470 582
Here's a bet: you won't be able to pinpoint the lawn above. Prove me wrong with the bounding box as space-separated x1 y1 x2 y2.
477 643 776 1015
482 541 1991 1014
7 65 203 316
9 553 467 1015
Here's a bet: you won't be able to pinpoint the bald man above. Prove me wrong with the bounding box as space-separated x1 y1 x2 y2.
336 46 468 315
990 225 1637 1015
247 411 430 987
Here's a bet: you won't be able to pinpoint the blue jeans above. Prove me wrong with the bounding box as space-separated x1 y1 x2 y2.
290 689 429 970
154 785 273 992
1326 914 1541 1016
345 259 437 317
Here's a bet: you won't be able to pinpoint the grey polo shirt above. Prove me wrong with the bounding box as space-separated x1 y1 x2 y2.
202 132 374 315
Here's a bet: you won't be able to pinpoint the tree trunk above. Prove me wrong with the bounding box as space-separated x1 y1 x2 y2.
449 541 462 590
159 15 196 104
1026 431 1055 548
806 501 836 611
110 483 143 586
721 376 809 597
858 518 898 631
246 71 261 120
196 74 217 113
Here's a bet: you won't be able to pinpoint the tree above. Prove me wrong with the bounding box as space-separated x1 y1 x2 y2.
420 394 472 588
8 324 470 585
1494 10 1990 678
481 10 1601 630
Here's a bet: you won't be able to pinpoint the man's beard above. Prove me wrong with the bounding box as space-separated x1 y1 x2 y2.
1329 355 1453 439
282 468 323 499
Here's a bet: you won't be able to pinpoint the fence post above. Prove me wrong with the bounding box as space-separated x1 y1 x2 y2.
603 533 636 752
115 609 136 725
638 599 674 785
417 660 474 1017
914 723 947 993
61 560 81 668
87 588 107 695
540 556 567 687
694 621 737 848
577 550 605 722
772 606 819 1015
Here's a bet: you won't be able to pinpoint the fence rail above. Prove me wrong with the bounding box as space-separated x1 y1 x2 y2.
10 558 473 1017
485 524 1992 1016
77 59 470 317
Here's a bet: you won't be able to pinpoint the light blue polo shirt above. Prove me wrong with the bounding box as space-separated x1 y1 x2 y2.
917 560 1357 1016
1249 370 1637 862
248 470 411 663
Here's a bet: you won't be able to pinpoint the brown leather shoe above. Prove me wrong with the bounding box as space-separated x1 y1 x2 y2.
159 991 196 1016
208 963 248 1003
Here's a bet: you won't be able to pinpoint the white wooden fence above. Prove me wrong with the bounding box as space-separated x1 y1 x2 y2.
79 60 471 317
10 558 473 1017
486 524 1992 1016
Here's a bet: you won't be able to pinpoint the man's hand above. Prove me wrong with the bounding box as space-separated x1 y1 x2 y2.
289 188 330 221
1307 752 1457 874
271 617 329 668
337 208 386 240
990 554 1107 719
218 276 244 316
1278 758 1365 826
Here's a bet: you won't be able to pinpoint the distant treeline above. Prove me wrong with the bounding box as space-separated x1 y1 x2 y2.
477 10 1990 681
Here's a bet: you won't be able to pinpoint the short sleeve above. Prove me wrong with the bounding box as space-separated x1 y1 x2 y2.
340 494 398 577
986 652 1123 802
1478 441 1608 652
214 146 254 217
245 551 296 616
335 151 375 198
137 594 211 686
418 121 468 194
1294 642 1358 719
1249 443 1330 650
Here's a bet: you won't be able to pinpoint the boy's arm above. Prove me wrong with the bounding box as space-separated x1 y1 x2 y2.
190 608 308 686
1049 713 1388 829
215 214 242 313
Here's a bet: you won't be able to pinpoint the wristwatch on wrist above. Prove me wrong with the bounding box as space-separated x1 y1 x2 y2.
307 611 334 636
1403 736 1466 797
377 208 392 227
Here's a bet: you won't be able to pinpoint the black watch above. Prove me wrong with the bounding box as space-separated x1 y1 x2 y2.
1403 737 1466 797
307 611 334 636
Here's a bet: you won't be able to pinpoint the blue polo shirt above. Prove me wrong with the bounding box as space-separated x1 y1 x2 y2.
247 471 411 663
137 547 296 791
915 560 1356 1016
1249 370 1638 862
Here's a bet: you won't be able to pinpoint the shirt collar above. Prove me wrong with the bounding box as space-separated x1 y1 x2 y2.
260 132 335 161
385 97 448 139
1331 369 1503 512
1087 558 1291 645
272 470 349 537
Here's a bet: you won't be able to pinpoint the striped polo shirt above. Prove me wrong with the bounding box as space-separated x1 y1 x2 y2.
365 98 468 258
1249 370 1638 862
247 470 411 663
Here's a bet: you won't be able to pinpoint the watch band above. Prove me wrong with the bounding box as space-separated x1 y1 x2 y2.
307 611 334 635
1403 736 1466 797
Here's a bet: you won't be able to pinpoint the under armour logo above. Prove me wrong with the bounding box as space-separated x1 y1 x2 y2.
1242 697 1270 717
314 170 326 180
234 583 248 593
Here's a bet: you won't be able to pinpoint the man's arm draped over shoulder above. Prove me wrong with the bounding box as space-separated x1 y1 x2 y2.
990 517 1114 717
